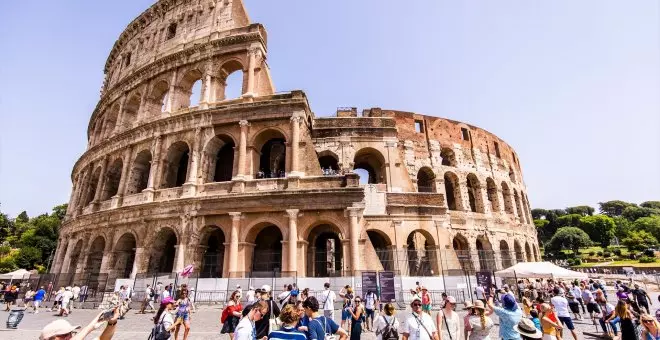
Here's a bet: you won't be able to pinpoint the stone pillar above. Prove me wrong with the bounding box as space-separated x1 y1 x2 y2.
51 237 68 273
289 113 303 177
99 251 115 275
112 147 133 208
385 141 397 192
174 244 186 273
236 120 249 178
144 136 162 202
92 157 109 204
286 209 299 274
243 47 259 98
183 128 202 197
200 71 212 109
228 212 241 277
137 90 149 123
113 95 128 134
347 207 362 274
130 247 146 279
59 238 76 273
166 70 178 113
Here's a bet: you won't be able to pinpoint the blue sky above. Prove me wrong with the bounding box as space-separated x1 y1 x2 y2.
1 0 658 217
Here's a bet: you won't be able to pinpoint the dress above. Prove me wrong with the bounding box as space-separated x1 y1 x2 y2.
620 317 638 340
220 303 242 334
467 315 494 340
350 308 363 340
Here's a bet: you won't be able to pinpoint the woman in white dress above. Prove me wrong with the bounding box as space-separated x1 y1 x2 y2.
373 303 400 340
466 300 494 340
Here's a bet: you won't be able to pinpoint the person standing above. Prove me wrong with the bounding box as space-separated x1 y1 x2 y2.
321 282 336 320
420 287 432 315
539 303 562 340
33 286 46 313
71 284 81 309
140 284 156 314
221 290 243 338
349 296 365 340
640 314 660 340
632 283 653 314
59 287 74 316
608 299 638 340
79 285 88 304
303 296 348 340
153 297 176 340
581 282 599 325
235 301 268 340
401 298 438 340
437 296 461 340
570 283 585 315
466 300 494 340
3 286 18 311
246 286 256 305
475 285 486 305
255 285 281 338
487 295 522 340
373 303 399 340
340 287 355 332
550 288 577 340
364 290 379 331
24 288 35 310
173 289 192 340
268 304 307 340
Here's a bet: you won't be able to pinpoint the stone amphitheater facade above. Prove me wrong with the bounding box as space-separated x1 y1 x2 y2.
52 0 540 281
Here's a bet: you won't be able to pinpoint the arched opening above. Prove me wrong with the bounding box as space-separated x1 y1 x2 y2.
406 230 436 276
254 130 286 179
126 150 152 195
500 240 513 269
521 194 531 224
417 167 436 193
114 233 136 278
501 182 514 214
452 234 472 273
224 70 244 99
486 178 500 213
444 172 462 211
514 190 524 222
101 158 123 200
103 104 120 138
476 237 494 271
84 167 102 206
466 174 485 213
122 93 140 129
178 69 203 109
161 141 190 188
440 148 457 167
203 135 235 183
514 241 524 263
67 240 83 273
367 230 393 271
318 151 339 175
533 244 539 261
150 80 169 114
307 224 343 277
148 228 177 274
509 167 516 182
525 242 532 262
353 148 386 184
85 236 105 277
251 225 283 274
200 227 226 278
92 116 104 145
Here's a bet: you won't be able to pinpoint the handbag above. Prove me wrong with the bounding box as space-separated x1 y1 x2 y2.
314 317 337 340
268 300 281 334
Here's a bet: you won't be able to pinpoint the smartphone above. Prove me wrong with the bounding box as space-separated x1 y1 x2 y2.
98 308 115 322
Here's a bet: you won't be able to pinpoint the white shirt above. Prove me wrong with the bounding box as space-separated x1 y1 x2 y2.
374 315 400 340
72 286 81 298
159 311 174 330
162 290 170 300
582 289 594 303
246 290 256 303
550 296 570 318
61 291 74 303
571 286 582 299
475 286 486 300
401 312 437 340
278 291 291 304
365 292 377 310
234 315 255 340
322 290 336 311
439 310 461 340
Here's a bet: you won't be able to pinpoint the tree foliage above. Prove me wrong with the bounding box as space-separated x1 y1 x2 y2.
565 206 595 216
556 214 583 228
622 230 659 251
579 215 616 247
598 200 637 217
641 201 660 210
547 227 592 255
633 215 660 241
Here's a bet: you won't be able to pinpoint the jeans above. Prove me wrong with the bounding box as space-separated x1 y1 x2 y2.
600 316 620 335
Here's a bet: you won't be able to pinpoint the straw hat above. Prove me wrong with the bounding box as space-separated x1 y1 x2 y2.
516 318 542 339
462 301 474 310
472 300 486 310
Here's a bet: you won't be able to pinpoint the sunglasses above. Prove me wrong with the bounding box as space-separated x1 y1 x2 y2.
412 303 422 307
643 320 654 324
355 300 361 303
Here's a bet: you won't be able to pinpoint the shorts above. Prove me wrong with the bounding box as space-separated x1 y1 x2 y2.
558 316 575 330
341 309 350 321
587 302 600 314
366 308 375 319
422 304 431 313
569 302 580 313
176 312 190 322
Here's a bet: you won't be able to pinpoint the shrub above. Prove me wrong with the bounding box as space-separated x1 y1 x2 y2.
644 249 655 257
613 249 622 256
603 251 612 258
588 251 595 256
639 256 657 263
597 251 603 256
573 258 582 265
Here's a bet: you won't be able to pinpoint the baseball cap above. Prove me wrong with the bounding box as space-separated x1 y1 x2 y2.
445 296 457 304
40 320 81 340
260 285 272 293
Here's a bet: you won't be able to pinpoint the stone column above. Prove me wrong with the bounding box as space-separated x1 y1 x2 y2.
236 120 249 178
228 212 241 277
289 113 303 177
112 147 133 208
347 207 362 274
200 63 213 109
144 136 162 202
51 237 68 273
173 244 186 273
92 157 109 205
99 251 115 275
166 70 178 113
286 209 299 274
385 141 397 192
243 47 259 98
183 128 202 197
113 95 128 134
130 247 146 279
137 90 149 123
59 238 76 273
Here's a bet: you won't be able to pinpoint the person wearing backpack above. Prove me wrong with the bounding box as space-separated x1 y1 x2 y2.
151 297 176 340
302 296 348 340
140 284 156 314
373 303 400 340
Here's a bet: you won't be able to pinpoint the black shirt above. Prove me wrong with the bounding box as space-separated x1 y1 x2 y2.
245 298 281 338
631 288 648 304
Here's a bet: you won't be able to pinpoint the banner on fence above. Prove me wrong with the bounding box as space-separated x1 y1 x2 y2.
379 271 396 302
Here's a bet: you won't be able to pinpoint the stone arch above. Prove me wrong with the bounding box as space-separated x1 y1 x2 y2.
406 229 437 276
113 233 137 278
417 167 436 193
514 240 524 263
149 79 169 114
533 244 539 261
122 93 141 129
452 234 473 272
161 141 190 188
126 150 152 195
353 147 387 184
219 59 246 100
366 229 394 271
83 166 102 206
500 240 513 269
103 103 120 138
148 227 178 274
440 147 457 167
101 158 123 200
247 223 283 275
522 193 532 224
486 178 500 213
466 173 485 213
85 236 106 277
444 171 463 211
318 150 339 173
476 236 494 271
307 223 345 277
198 226 226 278
253 129 287 178
525 242 533 262
177 69 204 109
514 189 524 222
501 182 514 214
509 167 516 182
92 116 104 145
67 240 83 273
203 134 236 183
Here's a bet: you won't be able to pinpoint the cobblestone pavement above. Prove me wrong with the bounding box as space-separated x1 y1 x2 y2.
3 293 657 340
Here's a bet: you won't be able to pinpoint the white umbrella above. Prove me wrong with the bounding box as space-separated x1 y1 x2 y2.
495 262 588 279
0 269 30 280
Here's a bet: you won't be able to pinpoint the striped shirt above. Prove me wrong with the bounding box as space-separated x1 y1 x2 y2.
267 326 307 340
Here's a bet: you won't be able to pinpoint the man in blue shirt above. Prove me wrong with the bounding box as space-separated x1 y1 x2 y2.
303 296 347 340
33 286 46 313
487 295 522 340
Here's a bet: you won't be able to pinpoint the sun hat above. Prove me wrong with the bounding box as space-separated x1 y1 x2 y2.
40 319 81 340
161 297 174 305
445 296 457 304
421 286 427 291
462 301 474 310
260 285 272 293
502 294 518 311
410 297 422 305
515 318 542 339
472 300 486 310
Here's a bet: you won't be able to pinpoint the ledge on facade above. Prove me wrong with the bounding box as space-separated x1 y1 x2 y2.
385 192 447 215
312 117 397 138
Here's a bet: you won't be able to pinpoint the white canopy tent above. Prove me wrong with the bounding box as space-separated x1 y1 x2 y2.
495 262 588 279
0 269 30 280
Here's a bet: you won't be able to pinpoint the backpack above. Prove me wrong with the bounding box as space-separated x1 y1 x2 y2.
148 313 171 340
377 316 398 340
149 289 155 298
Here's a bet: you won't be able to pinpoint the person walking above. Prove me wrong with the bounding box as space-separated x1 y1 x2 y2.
437 295 461 340
4 286 18 311
340 287 354 332
373 303 399 340
349 296 365 340
255 285 281 338
402 298 438 340
173 289 192 340
539 303 562 340
581 282 599 326
59 287 74 316
220 290 242 338
24 288 35 310
33 286 46 313
71 284 81 309
268 304 307 340
321 282 336 320
550 288 577 340
607 299 638 340
235 301 268 340
569 283 585 315
140 284 156 314
303 296 348 340
465 300 494 340
597 297 617 337
487 295 522 340
633 283 653 314
420 287 432 315
364 289 379 331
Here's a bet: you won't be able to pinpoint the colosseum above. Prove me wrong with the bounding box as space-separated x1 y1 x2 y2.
52 0 540 287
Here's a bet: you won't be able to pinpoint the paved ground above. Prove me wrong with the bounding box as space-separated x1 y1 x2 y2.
2 293 657 340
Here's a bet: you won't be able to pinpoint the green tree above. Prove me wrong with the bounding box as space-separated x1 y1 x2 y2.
0 212 12 243
0 257 17 273
598 200 637 217
548 227 592 255
16 211 29 223
622 206 658 222
613 216 633 240
565 206 595 216
534 219 551 242
51 204 68 222
640 201 660 210
15 246 42 269
633 215 660 241
622 230 659 251
579 215 616 247
556 214 582 228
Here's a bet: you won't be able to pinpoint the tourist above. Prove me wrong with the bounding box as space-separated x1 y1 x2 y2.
161 284 171 301
79 285 88 303
294 301 309 334
268 304 306 340
348 296 365 340
3 285 18 311
173 288 192 340
279 284 295 306
569 283 585 315
607 299 638 340
33 286 46 313
220 290 242 338
71 284 81 309
41 308 120 340
340 286 355 331
530 310 541 331
373 303 399 340
437 295 461 340
246 286 256 305
321 282 336 320
303 296 348 340
539 303 561 340
565 293 581 321
632 283 653 314
401 298 438 340
24 288 35 310
550 287 577 340
290 283 300 304
487 295 522 340
616 287 629 301
463 301 476 337
255 285 281 338
581 282 598 325
139 284 156 314
515 318 543 340
420 287 432 315
640 313 660 340
153 297 176 340
475 285 486 305
521 297 532 317
364 289 379 331
59 286 74 316
597 296 617 337
465 300 494 340
300 288 310 302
